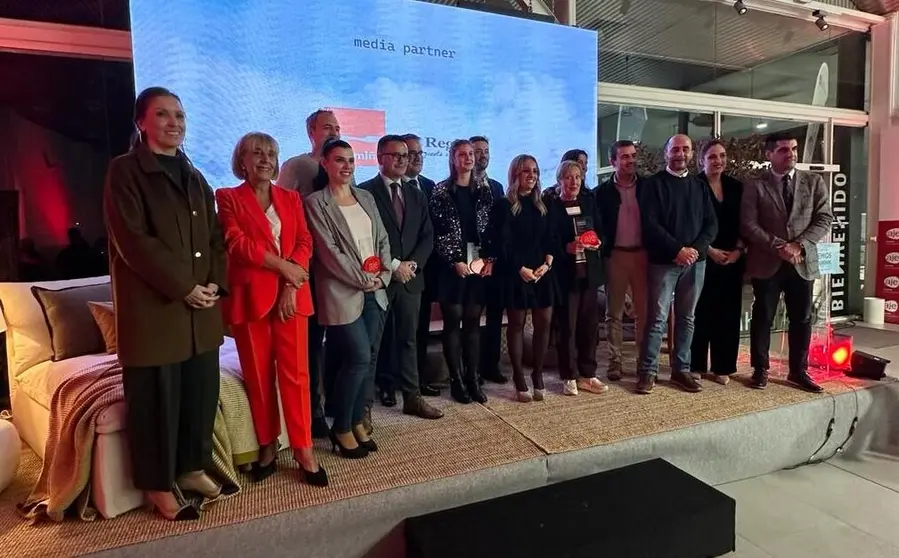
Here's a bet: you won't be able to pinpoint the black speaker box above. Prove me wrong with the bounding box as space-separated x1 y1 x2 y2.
847 351 889 380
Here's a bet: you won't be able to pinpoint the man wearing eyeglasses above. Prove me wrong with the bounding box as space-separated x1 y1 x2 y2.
359 135 443 420
401 134 437 199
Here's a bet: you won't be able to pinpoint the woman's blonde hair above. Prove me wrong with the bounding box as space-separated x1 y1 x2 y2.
506 154 547 216
232 132 280 181
555 160 583 185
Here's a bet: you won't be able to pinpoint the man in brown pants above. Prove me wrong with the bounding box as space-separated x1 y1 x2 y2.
595 140 648 381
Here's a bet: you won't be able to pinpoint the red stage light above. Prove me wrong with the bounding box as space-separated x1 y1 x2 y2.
809 327 853 372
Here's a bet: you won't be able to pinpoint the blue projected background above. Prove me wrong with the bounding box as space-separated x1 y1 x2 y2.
129 0 598 188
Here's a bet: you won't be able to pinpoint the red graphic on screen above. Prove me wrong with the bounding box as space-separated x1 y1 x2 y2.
328 107 385 167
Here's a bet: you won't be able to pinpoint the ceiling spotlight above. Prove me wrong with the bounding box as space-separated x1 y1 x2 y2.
756 122 768 130
813 10 829 31
733 1 747 15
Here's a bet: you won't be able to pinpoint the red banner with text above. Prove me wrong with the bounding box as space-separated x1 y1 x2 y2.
876 220 899 323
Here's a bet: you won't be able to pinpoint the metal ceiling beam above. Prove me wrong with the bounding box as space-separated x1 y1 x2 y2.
698 0 885 31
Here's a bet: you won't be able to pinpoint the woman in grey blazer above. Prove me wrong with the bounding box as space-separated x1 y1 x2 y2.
305 139 391 459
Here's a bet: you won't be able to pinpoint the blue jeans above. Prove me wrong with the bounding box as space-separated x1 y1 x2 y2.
327 294 386 433
639 261 706 377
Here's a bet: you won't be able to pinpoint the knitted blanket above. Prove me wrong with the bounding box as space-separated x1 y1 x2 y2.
18 357 243 523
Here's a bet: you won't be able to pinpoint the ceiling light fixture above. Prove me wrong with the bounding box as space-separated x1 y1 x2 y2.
813 10 829 31
733 1 747 15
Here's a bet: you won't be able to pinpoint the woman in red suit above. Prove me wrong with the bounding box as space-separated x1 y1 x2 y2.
216 132 327 487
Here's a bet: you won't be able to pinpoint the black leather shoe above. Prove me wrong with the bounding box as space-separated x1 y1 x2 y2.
750 369 769 390
420 384 441 397
379 389 397 407
670 371 702 393
466 377 488 404
450 378 472 404
788 373 824 393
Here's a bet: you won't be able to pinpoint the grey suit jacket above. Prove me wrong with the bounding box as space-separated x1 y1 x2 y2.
304 186 391 326
740 169 834 281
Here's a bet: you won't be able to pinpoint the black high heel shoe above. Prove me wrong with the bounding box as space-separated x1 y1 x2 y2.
299 464 329 487
251 459 278 483
328 429 369 459
354 433 378 452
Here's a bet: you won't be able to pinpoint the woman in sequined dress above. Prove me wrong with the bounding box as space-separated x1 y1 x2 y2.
428 139 499 405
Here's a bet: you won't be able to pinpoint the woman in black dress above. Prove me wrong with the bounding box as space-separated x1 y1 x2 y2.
493 155 561 402
691 139 745 384
429 139 498 404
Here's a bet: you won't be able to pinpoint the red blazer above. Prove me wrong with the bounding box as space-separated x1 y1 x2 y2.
216 182 314 325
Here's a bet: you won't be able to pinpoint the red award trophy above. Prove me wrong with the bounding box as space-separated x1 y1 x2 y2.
362 256 382 274
578 230 600 248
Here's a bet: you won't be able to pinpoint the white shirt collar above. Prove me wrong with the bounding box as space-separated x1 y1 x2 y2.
666 167 689 179
381 173 403 190
772 168 796 181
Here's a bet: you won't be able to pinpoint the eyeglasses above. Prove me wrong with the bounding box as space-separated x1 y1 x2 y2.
383 152 410 161
408 151 424 159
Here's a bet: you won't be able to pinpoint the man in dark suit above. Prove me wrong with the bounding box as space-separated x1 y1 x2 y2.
401 134 442 392
741 132 833 393
470 135 508 384
360 134 443 419
402 134 437 199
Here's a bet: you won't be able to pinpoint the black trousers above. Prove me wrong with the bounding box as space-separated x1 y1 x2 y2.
122 349 219 491
441 302 483 381
417 297 438 386
557 283 600 380
377 287 423 396
479 276 504 374
691 260 745 374
750 263 813 375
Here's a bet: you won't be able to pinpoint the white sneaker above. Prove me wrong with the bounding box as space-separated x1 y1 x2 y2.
563 380 578 396
577 377 610 394
533 388 545 401
517 390 533 403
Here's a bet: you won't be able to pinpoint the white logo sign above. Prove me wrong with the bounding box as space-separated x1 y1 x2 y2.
888 228 899 241
887 253 899 265
885 276 899 289
887 300 899 313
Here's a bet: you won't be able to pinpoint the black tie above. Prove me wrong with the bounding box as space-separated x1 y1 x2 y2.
782 175 794 214
390 182 404 228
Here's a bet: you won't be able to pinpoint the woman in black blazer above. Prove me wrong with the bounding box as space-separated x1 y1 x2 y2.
544 160 610 396
429 139 497 404
691 139 745 384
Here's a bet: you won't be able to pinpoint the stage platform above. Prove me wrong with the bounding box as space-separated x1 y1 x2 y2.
2 325 899 558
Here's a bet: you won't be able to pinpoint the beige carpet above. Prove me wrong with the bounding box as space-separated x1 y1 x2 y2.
484 344 863 454
0 341 874 557
0 399 542 558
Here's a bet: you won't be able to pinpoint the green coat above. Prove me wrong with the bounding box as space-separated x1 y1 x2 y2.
103 145 227 367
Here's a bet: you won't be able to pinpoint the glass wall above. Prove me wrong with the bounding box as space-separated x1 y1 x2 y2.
597 103 712 179
583 0 868 110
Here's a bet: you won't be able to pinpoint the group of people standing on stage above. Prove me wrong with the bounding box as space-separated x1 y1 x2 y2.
103 86 833 521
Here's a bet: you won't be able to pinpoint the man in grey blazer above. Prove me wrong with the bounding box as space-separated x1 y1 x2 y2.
360 135 443 420
741 132 834 393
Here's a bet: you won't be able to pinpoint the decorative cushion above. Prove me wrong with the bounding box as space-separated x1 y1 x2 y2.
0 277 110 378
0 419 19 494
88 301 117 354
31 283 112 362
